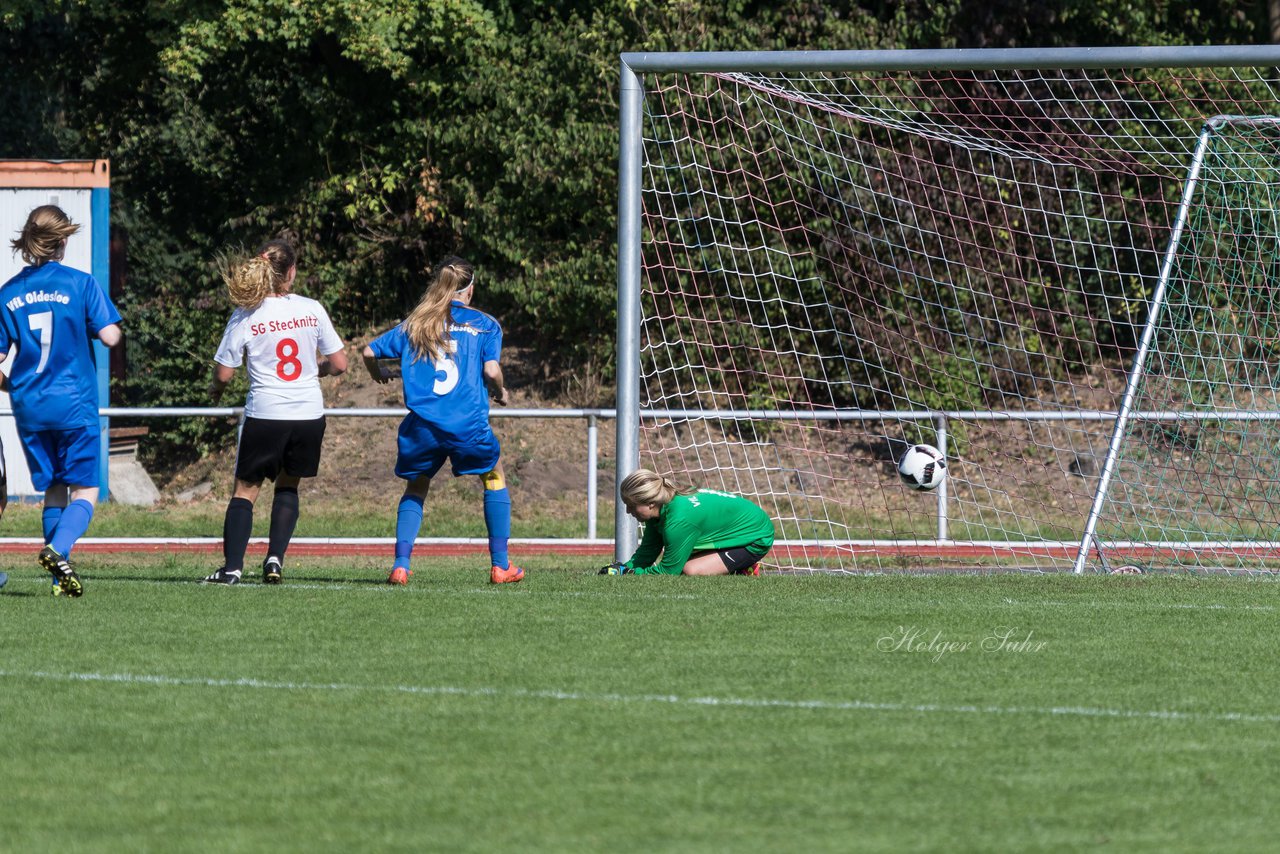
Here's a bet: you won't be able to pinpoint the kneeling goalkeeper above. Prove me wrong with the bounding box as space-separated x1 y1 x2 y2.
601 468 774 576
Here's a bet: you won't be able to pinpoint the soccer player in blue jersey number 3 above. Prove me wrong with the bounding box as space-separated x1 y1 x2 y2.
362 256 522 586
0 205 122 598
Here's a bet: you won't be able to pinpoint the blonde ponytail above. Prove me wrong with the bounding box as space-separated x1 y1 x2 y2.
403 256 474 362
218 239 297 310
619 468 693 508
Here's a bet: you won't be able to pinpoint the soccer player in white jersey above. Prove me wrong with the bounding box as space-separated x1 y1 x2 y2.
204 239 347 585
0 205 122 598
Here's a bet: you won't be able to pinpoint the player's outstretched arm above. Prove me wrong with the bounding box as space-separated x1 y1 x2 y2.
362 345 390 384
483 360 509 406
208 363 235 402
319 347 349 378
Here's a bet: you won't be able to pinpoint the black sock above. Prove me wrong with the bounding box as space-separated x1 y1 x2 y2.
223 497 254 571
268 487 299 559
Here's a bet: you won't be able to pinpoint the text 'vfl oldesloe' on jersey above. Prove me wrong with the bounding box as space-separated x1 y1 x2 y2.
0 261 121 431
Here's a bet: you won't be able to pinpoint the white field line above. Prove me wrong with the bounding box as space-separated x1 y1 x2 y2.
995 597 1275 612
1 668 1277 725
801 592 1276 613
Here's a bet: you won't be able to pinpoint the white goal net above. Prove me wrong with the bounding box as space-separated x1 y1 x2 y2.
620 48 1280 574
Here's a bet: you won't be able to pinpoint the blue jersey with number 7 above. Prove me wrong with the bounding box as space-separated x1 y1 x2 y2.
0 261 121 431
367 301 501 443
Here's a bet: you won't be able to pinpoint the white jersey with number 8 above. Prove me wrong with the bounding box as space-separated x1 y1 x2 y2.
214 294 344 420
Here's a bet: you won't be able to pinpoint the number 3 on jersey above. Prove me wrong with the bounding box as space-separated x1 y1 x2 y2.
276 337 303 381
433 354 458 394
432 340 459 395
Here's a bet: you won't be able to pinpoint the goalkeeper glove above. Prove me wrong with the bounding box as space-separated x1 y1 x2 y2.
598 562 633 575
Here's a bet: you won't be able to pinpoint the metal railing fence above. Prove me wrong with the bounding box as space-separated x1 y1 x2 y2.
5 405 1267 544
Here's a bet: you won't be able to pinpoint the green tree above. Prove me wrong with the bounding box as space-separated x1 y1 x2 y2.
1 1 1275 467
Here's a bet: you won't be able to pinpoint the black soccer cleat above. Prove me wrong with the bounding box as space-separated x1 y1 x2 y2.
262 556 283 585
202 568 242 585
39 545 83 598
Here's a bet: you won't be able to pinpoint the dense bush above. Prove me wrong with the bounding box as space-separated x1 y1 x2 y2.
0 0 1268 468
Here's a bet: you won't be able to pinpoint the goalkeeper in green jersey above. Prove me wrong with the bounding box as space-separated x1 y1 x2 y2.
601 468 775 576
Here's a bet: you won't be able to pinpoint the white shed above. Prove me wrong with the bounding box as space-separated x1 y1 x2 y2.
0 160 113 500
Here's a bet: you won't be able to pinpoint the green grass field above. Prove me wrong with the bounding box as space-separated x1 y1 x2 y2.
3 556 1279 852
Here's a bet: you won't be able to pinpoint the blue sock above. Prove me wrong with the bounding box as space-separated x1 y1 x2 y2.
395 494 425 569
43 507 64 586
483 487 511 569
50 499 94 557
42 506 63 546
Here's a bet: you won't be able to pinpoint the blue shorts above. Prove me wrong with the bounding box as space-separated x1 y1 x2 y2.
395 412 501 481
19 424 102 491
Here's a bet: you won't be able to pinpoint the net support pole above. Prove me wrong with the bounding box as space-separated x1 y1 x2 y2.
615 60 643 561
933 413 949 541
587 413 599 540
1071 120 1219 575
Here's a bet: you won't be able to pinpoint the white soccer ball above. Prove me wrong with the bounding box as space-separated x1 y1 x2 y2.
898 443 947 491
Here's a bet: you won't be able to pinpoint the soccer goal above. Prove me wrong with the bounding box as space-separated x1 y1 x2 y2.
615 46 1280 575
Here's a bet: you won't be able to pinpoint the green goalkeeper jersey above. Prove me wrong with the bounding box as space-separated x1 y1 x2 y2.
625 489 775 575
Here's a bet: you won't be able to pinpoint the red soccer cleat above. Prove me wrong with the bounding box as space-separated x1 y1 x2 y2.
387 567 412 585
490 564 524 584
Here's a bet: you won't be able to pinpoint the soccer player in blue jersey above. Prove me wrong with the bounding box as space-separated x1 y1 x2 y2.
0 205 122 597
362 256 522 585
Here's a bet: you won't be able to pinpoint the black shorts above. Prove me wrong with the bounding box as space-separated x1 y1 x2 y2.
690 542 771 573
234 416 327 483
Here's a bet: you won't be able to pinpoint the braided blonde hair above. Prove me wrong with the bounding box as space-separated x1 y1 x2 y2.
402 256 474 362
619 468 694 508
219 239 296 310
11 205 80 265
